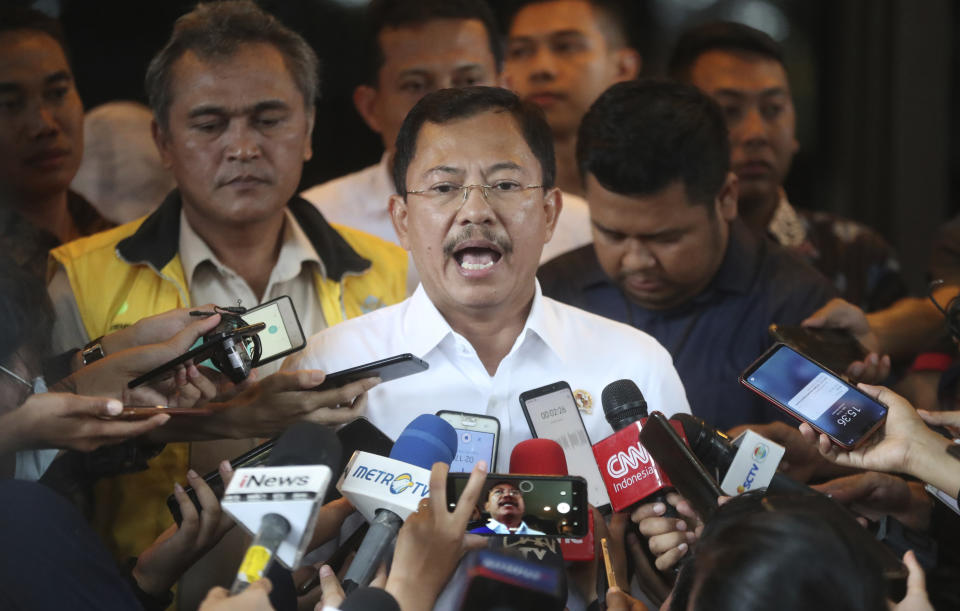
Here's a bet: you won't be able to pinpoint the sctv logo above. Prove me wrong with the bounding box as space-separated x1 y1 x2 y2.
606 443 651 478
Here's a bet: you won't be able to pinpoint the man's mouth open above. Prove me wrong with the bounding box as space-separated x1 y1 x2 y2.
453 241 503 272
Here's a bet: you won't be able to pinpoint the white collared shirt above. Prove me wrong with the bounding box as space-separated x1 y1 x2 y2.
479 518 545 535
300 155 594 293
285 283 690 471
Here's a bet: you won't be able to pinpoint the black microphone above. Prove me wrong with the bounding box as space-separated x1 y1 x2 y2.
226 422 341 594
601 379 678 517
340 586 401 611
669 413 812 496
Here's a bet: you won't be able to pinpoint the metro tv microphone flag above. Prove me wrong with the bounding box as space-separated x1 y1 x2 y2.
592 379 684 513
339 414 457 592
223 422 341 593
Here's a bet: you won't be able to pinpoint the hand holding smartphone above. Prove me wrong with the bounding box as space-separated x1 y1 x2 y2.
740 343 888 449
768 324 868 375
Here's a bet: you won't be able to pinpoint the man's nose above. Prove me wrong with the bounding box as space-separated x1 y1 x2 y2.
737 106 769 146
27 103 60 140
455 185 497 226
527 45 558 83
224 122 261 162
622 237 657 270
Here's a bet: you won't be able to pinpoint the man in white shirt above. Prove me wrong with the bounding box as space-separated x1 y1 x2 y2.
301 0 592 292
287 86 689 474
469 482 545 535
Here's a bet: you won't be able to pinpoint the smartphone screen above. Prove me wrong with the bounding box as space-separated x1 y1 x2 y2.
447 473 588 537
519 382 611 509
438 411 500 473
741 344 887 448
242 295 306 366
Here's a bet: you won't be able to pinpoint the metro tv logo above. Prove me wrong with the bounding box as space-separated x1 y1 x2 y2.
351 464 430 497
605 443 652 478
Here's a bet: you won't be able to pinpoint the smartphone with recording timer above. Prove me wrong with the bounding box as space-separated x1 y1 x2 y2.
437 411 500 473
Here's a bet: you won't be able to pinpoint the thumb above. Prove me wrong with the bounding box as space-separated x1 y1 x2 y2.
70 395 124 417
167 313 222 352
902 550 929 601
246 577 273 596
318 564 345 609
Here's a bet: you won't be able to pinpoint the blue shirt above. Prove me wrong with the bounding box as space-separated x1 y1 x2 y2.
538 221 836 431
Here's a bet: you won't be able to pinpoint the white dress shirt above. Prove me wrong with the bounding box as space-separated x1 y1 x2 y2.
285 283 690 472
300 155 594 293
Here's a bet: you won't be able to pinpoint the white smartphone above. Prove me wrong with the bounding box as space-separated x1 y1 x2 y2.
519 381 611 510
437 411 500 473
241 295 306 366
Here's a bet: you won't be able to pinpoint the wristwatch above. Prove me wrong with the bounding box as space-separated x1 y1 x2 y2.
81 336 105 366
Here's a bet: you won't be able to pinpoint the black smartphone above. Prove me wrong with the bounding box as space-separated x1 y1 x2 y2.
768 324 869 375
446 473 589 538
167 417 393 524
740 343 888 449
518 381 611 510
240 295 306 367
310 353 428 392
639 412 724 521
126 322 265 389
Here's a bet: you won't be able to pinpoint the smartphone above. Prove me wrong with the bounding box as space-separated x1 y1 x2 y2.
310 353 429 392
639 411 724 521
117 406 213 418
519 381 611 510
126 322 265 389
447 473 589 538
241 295 306 367
167 416 393 524
437 411 500 473
740 343 888 449
768 324 868 375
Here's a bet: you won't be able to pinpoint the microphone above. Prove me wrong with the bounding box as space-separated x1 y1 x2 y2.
669 413 809 496
339 414 457 593
223 422 341 593
453 549 566 611
339 587 401 611
508 439 594 562
592 380 681 514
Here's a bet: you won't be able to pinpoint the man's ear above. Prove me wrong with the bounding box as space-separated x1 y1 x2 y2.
303 107 315 162
542 187 562 244
389 194 412 251
613 47 642 82
151 119 174 170
353 84 383 135
716 172 739 221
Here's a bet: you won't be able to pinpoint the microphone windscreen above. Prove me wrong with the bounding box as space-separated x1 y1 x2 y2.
509 439 568 475
267 421 341 469
601 379 648 430
390 414 458 469
340 586 401 611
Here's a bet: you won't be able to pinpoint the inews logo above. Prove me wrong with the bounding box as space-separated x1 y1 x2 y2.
236 473 311 489
350 464 430 497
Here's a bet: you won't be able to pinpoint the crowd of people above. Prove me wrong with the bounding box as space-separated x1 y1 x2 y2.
1 1 958 610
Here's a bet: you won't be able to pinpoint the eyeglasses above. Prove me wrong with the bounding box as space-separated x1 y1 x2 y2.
406 181 543 207
490 487 520 498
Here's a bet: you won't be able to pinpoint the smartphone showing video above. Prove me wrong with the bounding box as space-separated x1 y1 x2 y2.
446 473 588 538
437 411 500 473
242 295 306 367
740 343 887 449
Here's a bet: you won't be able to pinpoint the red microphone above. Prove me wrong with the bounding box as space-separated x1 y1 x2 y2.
510 439 594 562
591 380 686 513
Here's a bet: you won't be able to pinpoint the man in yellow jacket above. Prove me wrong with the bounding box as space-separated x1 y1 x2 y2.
47 1 406 603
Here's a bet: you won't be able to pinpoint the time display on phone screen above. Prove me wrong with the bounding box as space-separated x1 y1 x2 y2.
450 429 496 473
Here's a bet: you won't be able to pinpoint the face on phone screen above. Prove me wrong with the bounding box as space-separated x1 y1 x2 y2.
743 345 887 446
447 474 588 537
450 429 496 473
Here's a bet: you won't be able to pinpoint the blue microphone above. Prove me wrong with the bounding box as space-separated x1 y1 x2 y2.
341 414 457 592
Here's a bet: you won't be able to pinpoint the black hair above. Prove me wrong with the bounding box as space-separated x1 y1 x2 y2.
392 85 555 195
669 493 888 611
668 21 785 82
361 0 503 87
145 0 320 129
0 251 54 368
0 6 71 65
576 78 729 205
509 0 636 50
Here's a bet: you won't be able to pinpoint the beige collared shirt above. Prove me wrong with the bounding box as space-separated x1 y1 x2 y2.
178 209 327 378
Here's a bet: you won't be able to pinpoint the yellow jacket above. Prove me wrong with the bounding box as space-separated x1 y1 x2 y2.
50 191 407 559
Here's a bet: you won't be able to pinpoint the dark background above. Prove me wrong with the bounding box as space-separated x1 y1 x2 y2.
28 0 959 294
